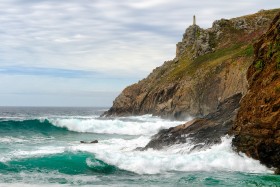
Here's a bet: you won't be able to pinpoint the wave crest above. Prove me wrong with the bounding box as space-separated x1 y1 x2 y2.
49 115 185 135
0 116 185 136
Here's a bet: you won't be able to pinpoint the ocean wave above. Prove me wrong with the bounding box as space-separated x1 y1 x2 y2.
0 116 185 136
0 151 119 176
0 145 66 163
86 157 117 174
0 170 100 186
0 119 69 134
74 136 272 175
49 115 186 135
0 135 273 176
0 136 54 144
0 137 28 143
0 117 272 175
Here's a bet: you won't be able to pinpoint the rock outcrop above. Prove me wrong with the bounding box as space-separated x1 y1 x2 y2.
143 93 242 150
232 11 280 173
176 25 214 59
104 9 279 119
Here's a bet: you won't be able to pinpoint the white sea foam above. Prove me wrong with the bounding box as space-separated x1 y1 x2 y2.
14 146 65 157
49 115 186 135
0 114 273 176
74 136 272 175
0 137 28 143
0 115 99 122
0 117 28 121
0 136 54 144
0 146 66 162
0 171 99 187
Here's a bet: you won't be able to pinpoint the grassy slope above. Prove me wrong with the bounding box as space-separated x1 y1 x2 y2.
156 9 280 85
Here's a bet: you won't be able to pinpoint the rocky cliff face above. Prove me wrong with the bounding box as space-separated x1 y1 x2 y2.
104 9 279 119
232 11 280 173
143 93 242 150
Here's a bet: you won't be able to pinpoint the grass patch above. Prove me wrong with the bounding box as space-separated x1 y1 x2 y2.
194 44 244 64
236 44 254 57
196 30 201 38
267 43 274 59
274 41 280 52
208 32 216 49
277 54 280 70
165 55 190 82
255 60 264 70
275 86 280 93
163 43 250 83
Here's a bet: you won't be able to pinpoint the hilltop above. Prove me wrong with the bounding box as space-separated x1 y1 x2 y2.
104 9 280 120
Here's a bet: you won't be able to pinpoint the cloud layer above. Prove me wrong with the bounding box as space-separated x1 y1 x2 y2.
0 0 279 106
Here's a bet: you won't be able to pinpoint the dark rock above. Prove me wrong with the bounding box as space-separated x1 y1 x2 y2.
275 168 280 175
134 147 144 151
80 140 99 144
234 18 248 30
143 93 242 150
176 25 214 59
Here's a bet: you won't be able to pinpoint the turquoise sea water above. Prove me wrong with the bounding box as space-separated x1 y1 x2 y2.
0 107 279 187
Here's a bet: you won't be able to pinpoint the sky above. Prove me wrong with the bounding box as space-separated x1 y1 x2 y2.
0 0 279 107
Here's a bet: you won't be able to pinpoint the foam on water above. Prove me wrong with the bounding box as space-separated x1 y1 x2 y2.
74 136 272 175
0 136 54 144
0 114 272 176
0 171 99 187
0 146 66 163
0 108 276 186
14 146 66 158
49 115 186 135
0 137 28 143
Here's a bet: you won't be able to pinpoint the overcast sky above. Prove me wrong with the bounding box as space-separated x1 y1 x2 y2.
0 0 279 107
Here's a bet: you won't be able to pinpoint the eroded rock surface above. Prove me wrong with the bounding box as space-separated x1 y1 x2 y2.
144 93 242 150
232 11 280 173
104 9 279 119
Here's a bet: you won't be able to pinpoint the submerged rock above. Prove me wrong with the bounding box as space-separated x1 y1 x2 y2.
80 140 98 144
90 140 98 143
143 93 242 150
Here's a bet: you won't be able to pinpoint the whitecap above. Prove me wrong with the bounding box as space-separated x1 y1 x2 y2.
73 136 272 174
49 115 187 136
0 137 28 143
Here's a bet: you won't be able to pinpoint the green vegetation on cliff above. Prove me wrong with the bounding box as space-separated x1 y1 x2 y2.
104 8 280 119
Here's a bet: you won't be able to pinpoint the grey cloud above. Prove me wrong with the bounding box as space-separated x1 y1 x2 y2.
0 0 279 106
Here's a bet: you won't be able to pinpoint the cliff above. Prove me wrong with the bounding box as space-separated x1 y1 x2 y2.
104 9 280 119
232 11 280 173
143 93 242 150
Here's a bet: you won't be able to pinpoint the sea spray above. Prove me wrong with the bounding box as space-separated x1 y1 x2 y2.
49 115 186 135
76 136 271 175
0 107 279 186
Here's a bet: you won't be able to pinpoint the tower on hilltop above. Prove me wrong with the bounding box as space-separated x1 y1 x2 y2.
193 15 196 25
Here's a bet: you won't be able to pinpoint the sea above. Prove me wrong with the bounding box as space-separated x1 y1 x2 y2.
0 107 279 187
